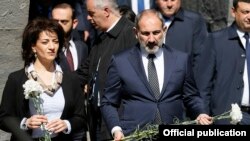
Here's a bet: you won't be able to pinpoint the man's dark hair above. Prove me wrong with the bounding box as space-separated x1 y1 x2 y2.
233 0 250 9
52 3 76 19
119 5 136 22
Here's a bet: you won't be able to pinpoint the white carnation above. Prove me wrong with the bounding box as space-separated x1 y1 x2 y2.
230 103 242 125
23 79 43 99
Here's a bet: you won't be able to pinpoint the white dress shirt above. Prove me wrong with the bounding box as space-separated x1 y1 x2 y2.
141 47 164 92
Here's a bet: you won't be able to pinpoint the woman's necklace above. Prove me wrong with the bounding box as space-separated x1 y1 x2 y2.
25 67 63 96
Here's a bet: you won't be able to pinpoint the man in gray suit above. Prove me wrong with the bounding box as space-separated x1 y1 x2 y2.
197 0 250 124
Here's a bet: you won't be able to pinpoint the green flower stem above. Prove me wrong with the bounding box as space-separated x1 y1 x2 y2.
31 97 51 141
119 110 235 141
43 131 51 141
116 125 158 141
39 123 51 141
121 129 158 141
178 120 197 125
212 111 231 121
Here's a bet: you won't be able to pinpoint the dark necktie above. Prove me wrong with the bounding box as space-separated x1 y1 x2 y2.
244 33 250 104
148 54 162 124
148 54 160 99
138 0 145 13
65 42 74 71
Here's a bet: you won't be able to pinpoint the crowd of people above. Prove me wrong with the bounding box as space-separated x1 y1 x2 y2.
0 0 250 141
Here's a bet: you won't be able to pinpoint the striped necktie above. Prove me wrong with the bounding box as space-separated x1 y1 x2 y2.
65 42 74 71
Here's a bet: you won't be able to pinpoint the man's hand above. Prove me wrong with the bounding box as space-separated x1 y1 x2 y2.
196 113 213 125
113 130 124 141
83 30 89 42
84 84 90 94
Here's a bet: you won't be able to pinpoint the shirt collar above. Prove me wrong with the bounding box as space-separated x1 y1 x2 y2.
106 17 121 32
27 62 63 74
237 29 245 38
140 45 163 59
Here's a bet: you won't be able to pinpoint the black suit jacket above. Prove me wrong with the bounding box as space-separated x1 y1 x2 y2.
0 69 86 141
59 31 88 72
196 22 250 124
101 44 205 135
76 16 137 141
164 8 208 73
77 16 138 94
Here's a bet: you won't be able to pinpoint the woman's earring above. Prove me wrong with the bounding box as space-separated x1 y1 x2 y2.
34 52 37 58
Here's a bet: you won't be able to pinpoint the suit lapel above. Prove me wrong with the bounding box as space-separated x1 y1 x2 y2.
60 73 71 118
128 46 158 98
160 47 176 96
59 51 71 71
74 41 82 68
20 71 31 117
128 45 177 99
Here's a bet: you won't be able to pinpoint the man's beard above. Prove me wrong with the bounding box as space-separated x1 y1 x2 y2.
139 38 164 54
65 28 73 39
145 45 159 54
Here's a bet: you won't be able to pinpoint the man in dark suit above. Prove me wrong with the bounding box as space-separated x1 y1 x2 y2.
52 3 88 72
101 9 212 140
117 0 156 14
76 0 138 140
51 3 88 141
155 0 208 74
196 0 250 124
74 0 96 45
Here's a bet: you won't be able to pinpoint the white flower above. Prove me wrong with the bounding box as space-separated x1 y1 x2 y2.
23 79 43 99
230 103 242 125
22 79 51 141
121 103 243 141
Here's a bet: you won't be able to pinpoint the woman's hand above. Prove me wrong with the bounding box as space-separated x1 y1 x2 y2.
26 115 48 129
45 119 68 134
